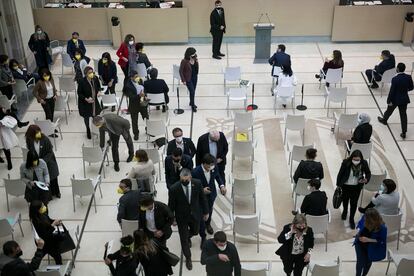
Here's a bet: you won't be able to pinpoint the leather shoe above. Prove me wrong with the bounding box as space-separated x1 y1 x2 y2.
87 131 92 140
114 163 120 172
212 55 221 60
17 121 29 128
401 133 406 139
349 219 356 230
370 83 379 89
126 155 134 163
185 259 193 270
377 116 387 125
200 237 206 249
206 224 214 235
358 207 366 214
133 134 139 141
341 211 347 220
218 53 225 57
191 106 197 112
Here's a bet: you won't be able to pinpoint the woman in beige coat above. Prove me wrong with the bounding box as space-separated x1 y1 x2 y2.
33 69 57 131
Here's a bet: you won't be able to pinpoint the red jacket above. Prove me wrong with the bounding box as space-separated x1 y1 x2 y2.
116 42 129 68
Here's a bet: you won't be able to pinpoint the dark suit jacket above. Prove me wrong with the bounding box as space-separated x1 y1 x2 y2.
293 160 324 184
77 76 102 118
387 73 414 105
210 8 226 34
117 190 141 223
201 239 241 276
138 201 174 240
268 51 291 75
166 137 196 158
196 132 228 166
66 39 87 59
375 55 395 75
0 249 43 276
26 135 59 181
98 60 118 84
191 165 224 201
122 79 148 115
143 79 169 104
137 52 151 69
168 179 208 223
99 114 131 148
336 159 371 187
276 224 314 259
300 190 328 216
164 154 193 188
352 123 372 144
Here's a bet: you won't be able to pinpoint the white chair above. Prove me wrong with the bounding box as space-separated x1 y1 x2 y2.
306 257 340 276
12 79 29 103
274 86 295 114
359 171 386 207
4 175 27 212
61 51 74 74
234 112 254 141
224 66 241 95
231 175 256 214
172 64 181 94
319 68 343 88
306 211 330 252
71 175 102 213
121 219 139 237
22 147 29 162
241 261 272 276
145 119 169 149
332 113 358 144
271 66 283 93
34 119 62 150
137 63 148 79
411 61 414 76
293 178 311 209
346 141 373 165
54 93 71 124
35 261 71 276
227 87 247 114
284 114 305 145
50 40 63 61
82 144 109 178
232 140 255 174
232 213 261 253
0 94 13 110
324 87 347 117
382 211 403 250
93 58 100 73
386 249 414 275
59 76 77 104
378 68 396 97
0 213 24 240
288 144 314 181
101 94 118 111
147 93 167 118
89 117 100 147
143 148 162 182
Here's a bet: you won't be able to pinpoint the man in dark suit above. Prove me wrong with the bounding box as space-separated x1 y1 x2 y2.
93 114 134 171
300 179 328 216
268 44 291 76
210 0 226 59
378 62 414 139
196 130 228 184
143 68 169 112
168 169 209 271
365 50 395 89
165 148 193 189
192 154 226 247
139 194 174 246
166 127 197 158
66 31 90 63
117 179 141 224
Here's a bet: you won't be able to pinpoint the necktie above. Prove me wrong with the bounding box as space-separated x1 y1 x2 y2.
185 185 190 204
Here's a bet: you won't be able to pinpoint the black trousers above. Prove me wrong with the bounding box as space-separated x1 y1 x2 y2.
121 63 129 78
49 178 60 197
383 104 408 134
212 31 224 56
365 69 381 85
0 85 13 100
41 97 55 122
130 108 149 136
281 253 307 276
83 116 91 135
342 184 362 222
146 230 168 247
199 195 215 238
177 217 200 259
109 130 134 163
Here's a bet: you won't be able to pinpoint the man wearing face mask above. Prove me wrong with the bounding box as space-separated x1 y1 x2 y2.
365 50 395 89
166 127 196 158
201 231 241 276
210 0 226 59
168 169 209 270
165 148 193 189
0 239 45 276
66 32 90 63
116 179 141 225
192 154 225 247
359 179 400 215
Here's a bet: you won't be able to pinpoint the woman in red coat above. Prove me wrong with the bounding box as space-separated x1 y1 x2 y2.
116 34 135 78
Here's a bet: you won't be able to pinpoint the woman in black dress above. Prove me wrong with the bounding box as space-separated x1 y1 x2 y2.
28 25 51 72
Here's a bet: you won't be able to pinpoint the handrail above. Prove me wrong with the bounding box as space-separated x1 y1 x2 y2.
67 143 110 275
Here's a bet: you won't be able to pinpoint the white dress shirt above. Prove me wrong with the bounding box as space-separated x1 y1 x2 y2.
145 204 156 232
202 166 211 184
182 182 191 204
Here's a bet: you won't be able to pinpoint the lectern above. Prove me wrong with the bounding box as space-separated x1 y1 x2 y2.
253 23 275 63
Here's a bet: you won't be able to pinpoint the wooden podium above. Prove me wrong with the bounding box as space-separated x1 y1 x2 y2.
253 23 275 63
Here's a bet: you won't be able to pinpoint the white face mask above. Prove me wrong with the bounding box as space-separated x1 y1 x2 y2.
128 40 134 46
352 160 361 166
37 30 42 35
217 244 227 251
307 185 311 191
175 136 183 143
210 165 215 171
380 184 387 194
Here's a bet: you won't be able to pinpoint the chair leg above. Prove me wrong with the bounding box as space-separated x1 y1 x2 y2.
18 218 24 237
73 195 76 212
397 229 400 250
233 230 236 245
274 96 277 115
385 259 391 275
325 231 327 252
93 194 97 213
83 161 86 178
6 193 10 212
302 129 305 146
257 231 259 253
64 110 68 125
284 128 287 145
254 194 256 213
98 181 103 198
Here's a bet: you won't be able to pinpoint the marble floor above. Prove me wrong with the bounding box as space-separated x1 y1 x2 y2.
1 41 414 276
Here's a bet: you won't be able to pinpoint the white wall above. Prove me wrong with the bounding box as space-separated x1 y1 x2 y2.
14 0 35 67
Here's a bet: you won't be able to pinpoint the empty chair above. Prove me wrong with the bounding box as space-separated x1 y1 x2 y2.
293 178 311 209
61 51 74 74
82 144 109 178
147 93 167 117
288 144 314 180
324 87 347 117
382 211 403 250
241 261 272 276
145 119 169 148
137 63 148 79
54 94 71 124
59 76 77 104
378 68 396 97
89 117 100 146
4 176 27 212
233 213 261 252
359 171 386 206
49 40 63 60
13 79 29 103
121 219 139 237
224 66 241 95
231 175 256 214
234 112 254 141
101 93 118 110
232 140 255 174
143 148 162 182
227 87 247 114
319 68 343 88
35 261 71 276
332 113 358 144
274 86 295 114
271 66 283 93
306 257 340 276
306 211 330 252
346 141 373 165
34 119 62 150
385 249 414 276
93 58 100 73
0 213 24 240
284 114 305 145
71 175 103 213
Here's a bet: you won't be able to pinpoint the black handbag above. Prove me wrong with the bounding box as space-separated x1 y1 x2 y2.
332 187 343 209
153 240 179 267
54 224 76 254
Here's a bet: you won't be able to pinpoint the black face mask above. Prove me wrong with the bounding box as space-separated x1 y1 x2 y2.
296 227 305 232
181 180 190 186
16 250 23 258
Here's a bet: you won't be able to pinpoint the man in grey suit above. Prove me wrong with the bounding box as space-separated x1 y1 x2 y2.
93 114 134 171
116 179 140 225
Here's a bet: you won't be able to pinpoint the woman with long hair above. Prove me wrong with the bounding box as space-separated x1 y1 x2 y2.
28 25 51 72
179 47 199 112
275 64 298 108
33 68 57 130
315 49 344 87
116 34 136 77
98 52 118 99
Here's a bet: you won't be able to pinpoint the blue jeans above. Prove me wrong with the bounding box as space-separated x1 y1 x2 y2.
355 242 372 276
186 81 196 107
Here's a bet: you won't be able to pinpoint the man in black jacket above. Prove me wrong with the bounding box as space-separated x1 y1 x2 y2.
365 50 395 89
293 148 324 184
300 179 328 216
139 194 174 246
166 127 197 158
210 0 226 59
143 68 169 112
196 130 228 184
165 148 193 189
378 62 414 139
201 231 241 276
117 179 141 225
168 169 209 271
0 239 44 276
